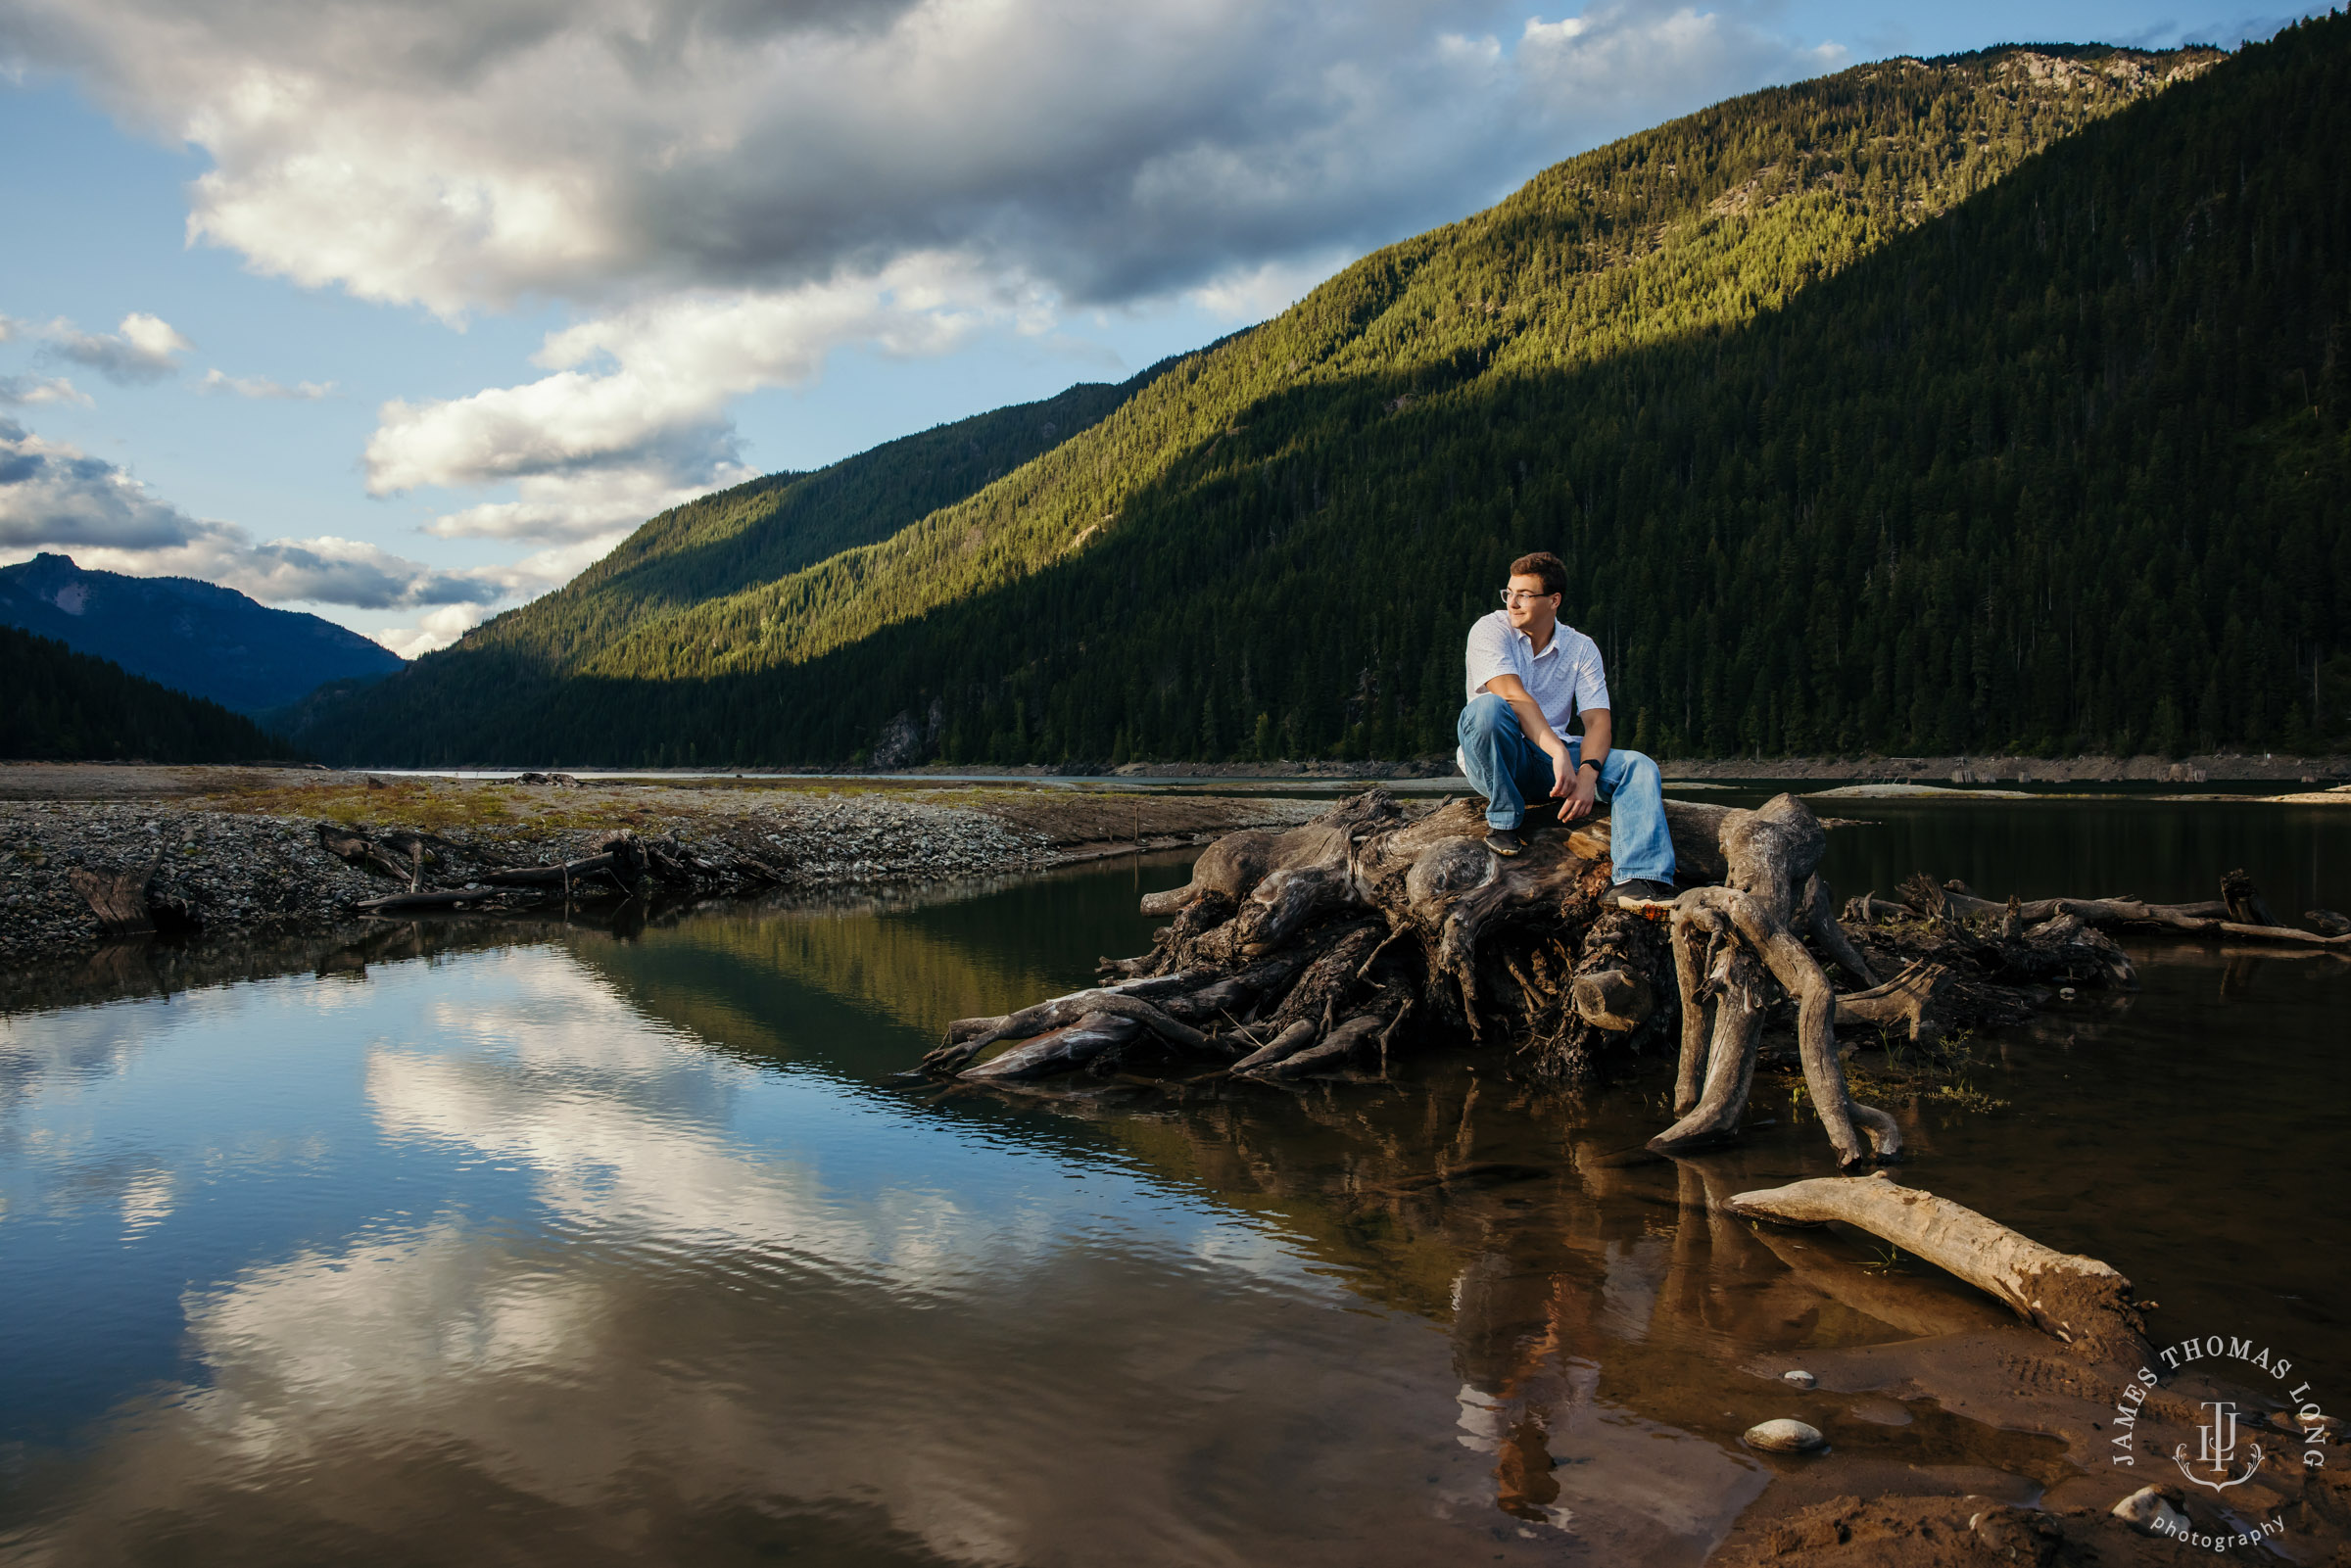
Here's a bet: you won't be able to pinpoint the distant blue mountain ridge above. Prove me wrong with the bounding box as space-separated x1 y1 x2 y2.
0 553 404 715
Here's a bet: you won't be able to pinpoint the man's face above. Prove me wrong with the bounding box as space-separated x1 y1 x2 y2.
1504 573 1559 636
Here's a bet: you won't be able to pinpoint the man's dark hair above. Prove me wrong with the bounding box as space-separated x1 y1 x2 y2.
1509 551 1567 599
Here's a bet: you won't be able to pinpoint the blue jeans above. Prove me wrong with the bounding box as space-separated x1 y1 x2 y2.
1455 693 1677 886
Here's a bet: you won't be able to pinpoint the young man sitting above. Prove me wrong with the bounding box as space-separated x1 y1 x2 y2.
1455 550 1677 904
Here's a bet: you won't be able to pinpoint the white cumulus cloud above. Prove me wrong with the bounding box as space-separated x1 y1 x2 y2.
419 466 753 546
0 418 524 610
371 602 499 659
1 0 1855 596
0 374 91 406
44 311 193 383
367 255 1008 540
2 0 1861 340
199 368 336 400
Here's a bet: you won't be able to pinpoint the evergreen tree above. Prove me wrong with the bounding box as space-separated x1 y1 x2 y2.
2 627 294 761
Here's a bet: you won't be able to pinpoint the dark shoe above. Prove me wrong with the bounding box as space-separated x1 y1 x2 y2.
1614 878 1678 908
1486 826 1527 857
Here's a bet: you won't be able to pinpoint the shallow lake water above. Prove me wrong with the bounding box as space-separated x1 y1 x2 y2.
1 798 2346 1566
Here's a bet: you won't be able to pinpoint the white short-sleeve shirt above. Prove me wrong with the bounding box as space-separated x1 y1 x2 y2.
1463 610 1610 740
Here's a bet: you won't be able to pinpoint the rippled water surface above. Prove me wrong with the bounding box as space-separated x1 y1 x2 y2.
1 799 2346 1566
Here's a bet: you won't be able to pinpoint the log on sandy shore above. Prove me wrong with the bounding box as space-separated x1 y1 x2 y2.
1726 1172 2146 1363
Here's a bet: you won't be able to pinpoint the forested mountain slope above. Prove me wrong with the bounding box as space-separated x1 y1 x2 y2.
2 626 293 761
437 367 1174 675
310 25 2347 766
0 553 401 714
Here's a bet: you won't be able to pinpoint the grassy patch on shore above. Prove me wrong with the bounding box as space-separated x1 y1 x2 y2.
185 774 973 838
196 777 634 835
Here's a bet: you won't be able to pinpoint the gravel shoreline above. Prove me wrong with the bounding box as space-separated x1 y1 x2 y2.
0 776 1321 968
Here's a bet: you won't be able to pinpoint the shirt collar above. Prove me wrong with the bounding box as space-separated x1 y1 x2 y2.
1512 621 1560 660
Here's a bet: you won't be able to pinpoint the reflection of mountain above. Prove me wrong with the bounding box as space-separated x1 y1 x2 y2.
580 910 1058 1057
566 859 1180 1072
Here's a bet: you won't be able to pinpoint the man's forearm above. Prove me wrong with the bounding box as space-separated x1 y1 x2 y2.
1508 696 1570 760
1579 711 1613 772
1478 676 1570 761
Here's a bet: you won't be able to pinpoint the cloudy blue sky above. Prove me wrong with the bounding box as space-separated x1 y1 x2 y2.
0 0 2320 654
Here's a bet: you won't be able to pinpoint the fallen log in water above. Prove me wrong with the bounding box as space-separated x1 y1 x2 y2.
962 1013 1145 1080
1850 870 2351 951
1726 1172 2147 1364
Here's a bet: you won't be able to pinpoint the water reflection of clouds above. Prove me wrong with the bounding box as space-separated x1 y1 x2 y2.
185 1220 605 1418
366 1049 979 1289
1 942 1399 1565
0 996 183 1116
14 937 1767 1567
377 948 1319 1298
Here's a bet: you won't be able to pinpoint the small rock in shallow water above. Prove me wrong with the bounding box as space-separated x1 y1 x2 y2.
2273 1408 2343 1436
1781 1370 1815 1389
2111 1485 2187 1535
1744 1418 1823 1452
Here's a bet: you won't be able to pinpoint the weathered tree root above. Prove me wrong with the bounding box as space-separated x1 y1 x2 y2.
1727 1172 2148 1366
919 788 2232 1168
923 974 1212 1074
1647 795 1897 1167
923 787 1926 1166
1831 959 1955 1045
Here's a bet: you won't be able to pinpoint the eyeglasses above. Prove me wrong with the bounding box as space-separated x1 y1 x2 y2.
1500 588 1558 607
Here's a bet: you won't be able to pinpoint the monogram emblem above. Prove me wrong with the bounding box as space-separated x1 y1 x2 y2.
2174 1400 2265 1493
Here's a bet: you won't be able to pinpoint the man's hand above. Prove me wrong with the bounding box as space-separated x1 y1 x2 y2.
1550 748 1576 802
1560 763 1600 821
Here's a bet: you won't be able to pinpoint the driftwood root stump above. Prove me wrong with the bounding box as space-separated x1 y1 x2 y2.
916 788 2296 1165
920 789 1972 1166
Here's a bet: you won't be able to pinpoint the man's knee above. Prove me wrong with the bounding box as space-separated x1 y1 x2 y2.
1610 748 1661 795
1457 692 1512 744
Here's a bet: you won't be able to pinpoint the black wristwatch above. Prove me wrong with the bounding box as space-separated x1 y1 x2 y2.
1577 759 1601 777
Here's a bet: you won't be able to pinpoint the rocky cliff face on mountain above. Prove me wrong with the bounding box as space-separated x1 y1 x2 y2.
0 553 403 715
